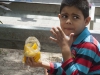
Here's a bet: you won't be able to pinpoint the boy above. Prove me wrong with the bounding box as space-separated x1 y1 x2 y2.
25 0 100 75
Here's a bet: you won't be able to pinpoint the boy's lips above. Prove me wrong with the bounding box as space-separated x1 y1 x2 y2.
64 28 74 30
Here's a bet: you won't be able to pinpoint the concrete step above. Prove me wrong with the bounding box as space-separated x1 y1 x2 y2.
2 2 60 12
0 15 59 27
0 2 60 28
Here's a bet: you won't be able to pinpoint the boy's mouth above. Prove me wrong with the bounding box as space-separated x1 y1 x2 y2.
64 28 74 30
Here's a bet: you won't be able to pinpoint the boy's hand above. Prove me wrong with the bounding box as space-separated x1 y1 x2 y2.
25 57 42 67
50 27 74 47
25 57 50 70
50 27 74 61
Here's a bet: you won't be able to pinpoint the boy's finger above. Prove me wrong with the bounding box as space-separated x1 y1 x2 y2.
31 57 35 66
49 36 57 43
57 27 65 37
52 27 63 41
50 28 57 38
69 33 74 45
52 27 59 34
27 57 32 66
69 33 74 39
25 57 30 65
55 27 62 38
25 57 28 65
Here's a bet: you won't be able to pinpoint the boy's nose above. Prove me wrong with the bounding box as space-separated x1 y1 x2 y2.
66 19 72 25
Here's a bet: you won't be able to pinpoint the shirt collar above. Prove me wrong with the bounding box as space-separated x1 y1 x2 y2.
73 27 90 45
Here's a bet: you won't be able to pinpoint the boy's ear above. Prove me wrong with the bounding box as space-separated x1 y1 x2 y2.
85 17 91 26
58 14 61 19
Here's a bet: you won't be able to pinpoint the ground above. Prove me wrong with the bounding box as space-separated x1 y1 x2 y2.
0 48 62 75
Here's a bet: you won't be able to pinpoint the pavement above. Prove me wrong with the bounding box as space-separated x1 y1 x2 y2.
0 48 62 75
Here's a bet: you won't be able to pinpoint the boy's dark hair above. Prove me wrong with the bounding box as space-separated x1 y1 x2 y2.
60 0 89 19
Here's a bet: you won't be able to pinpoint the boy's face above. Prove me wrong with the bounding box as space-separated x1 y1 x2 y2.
58 6 90 38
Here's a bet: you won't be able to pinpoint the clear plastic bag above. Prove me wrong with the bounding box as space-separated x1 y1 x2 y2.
22 36 41 63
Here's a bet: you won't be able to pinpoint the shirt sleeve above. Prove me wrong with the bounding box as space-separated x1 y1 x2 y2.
47 43 98 75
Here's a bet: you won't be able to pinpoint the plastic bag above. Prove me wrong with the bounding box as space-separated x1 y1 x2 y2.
22 36 41 63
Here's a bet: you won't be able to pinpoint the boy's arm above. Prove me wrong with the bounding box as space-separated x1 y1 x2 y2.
41 61 50 70
61 45 72 62
48 43 98 75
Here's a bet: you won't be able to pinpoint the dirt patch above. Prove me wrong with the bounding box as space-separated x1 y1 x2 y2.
0 48 62 75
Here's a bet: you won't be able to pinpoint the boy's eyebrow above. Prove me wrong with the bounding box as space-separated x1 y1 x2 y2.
61 12 80 16
61 12 67 14
72 13 80 16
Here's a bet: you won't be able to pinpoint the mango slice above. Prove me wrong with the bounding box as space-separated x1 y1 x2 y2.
23 42 41 63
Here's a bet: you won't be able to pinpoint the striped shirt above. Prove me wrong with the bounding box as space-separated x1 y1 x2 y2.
48 27 100 75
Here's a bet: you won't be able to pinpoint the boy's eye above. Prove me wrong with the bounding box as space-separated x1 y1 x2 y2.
61 15 68 19
73 16 79 19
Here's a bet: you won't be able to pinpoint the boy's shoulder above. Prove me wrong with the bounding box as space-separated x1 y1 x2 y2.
83 35 100 50
84 35 99 43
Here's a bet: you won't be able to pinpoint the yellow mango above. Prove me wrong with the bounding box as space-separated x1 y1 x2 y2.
31 43 38 50
33 51 41 62
22 37 41 63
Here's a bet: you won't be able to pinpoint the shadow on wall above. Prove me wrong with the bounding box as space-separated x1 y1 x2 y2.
18 17 37 22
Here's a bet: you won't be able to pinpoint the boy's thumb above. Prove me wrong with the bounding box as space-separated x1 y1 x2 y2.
69 33 74 41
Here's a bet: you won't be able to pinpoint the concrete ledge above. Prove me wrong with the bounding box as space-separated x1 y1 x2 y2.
0 24 100 52
5 2 60 13
0 0 62 4
0 24 60 53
